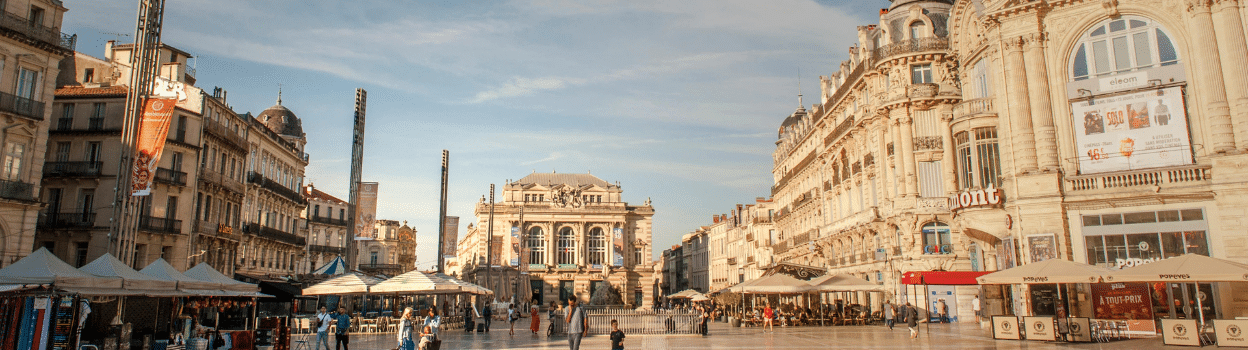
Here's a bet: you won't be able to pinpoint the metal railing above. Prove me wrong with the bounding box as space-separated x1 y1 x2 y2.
0 11 74 51
0 179 33 201
0 91 43 120
139 215 182 234
872 38 950 61
310 216 349 227
43 161 102 177
203 118 247 149
39 212 95 228
55 117 71 130
309 244 345 255
257 225 306 246
248 171 306 204
88 117 104 130
582 310 702 335
154 168 187 186
913 136 943 151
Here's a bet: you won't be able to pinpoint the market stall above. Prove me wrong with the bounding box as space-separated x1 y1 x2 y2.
0 248 122 350
1106 254 1248 346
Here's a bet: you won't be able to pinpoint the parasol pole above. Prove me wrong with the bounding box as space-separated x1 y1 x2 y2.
1195 281 1205 327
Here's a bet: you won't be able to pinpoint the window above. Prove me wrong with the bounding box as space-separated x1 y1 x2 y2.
909 21 926 39
917 161 943 197
74 242 89 268
587 228 607 266
921 222 952 254
54 142 70 162
314 205 320 218
911 64 932 84
171 152 183 172
974 128 1002 188
1070 16 1179 81
557 227 577 265
527 227 545 265
28 6 43 26
967 59 993 99
83 68 94 83
16 67 38 99
176 116 186 141
2 141 24 180
58 104 74 130
86 142 101 163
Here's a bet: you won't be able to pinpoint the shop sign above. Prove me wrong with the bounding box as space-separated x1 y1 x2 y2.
1115 257 1160 269
993 316 1021 340
1215 319 1248 347
1068 318 1093 342
1162 319 1201 346
218 224 232 234
1023 316 1056 341
949 184 1002 211
1091 283 1153 320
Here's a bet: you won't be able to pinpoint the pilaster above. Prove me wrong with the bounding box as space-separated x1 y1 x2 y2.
1023 32 1059 170
1188 0 1237 151
1003 36 1038 172
898 116 919 197
1212 0 1248 149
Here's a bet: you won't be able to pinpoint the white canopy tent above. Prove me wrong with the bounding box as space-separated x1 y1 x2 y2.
303 272 384 295
185 263 258 293
0 248 123 292
977 258 1113 285
79 253 180 296
140 258 222 293
432 273 493 295
371 270 462 294
807 274 885 292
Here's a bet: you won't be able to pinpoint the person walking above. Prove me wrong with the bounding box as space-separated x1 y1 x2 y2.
397 308 416 350
565 296 589 350
530 306 541 334
423 307 442 346
937 299 949 323
508 304 518 335
972 294 982 323
314 306 332 350
883 301 896 330
464 302 475 332
762 304 774 332
905 302 920 339
334 306 351 350
609 319 625 350
482 301 493 332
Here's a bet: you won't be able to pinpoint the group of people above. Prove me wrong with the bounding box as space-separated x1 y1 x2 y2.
311 304 442 350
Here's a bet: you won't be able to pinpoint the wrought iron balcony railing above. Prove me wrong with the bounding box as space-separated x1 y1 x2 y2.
254 224 306 246
43 161 102 177
248 172 306 204
154 168 187 186
0 179 33 201
309 244 345 255
309 216 349 227
0 11 74 51
871 38 950 61
139 215 182 235
0 91 43 120
39 212 96 228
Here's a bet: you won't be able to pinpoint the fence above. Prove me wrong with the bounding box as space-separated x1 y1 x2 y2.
584 309 702 335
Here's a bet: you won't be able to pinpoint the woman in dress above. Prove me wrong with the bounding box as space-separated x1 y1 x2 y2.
397 307 416 350
529 306 540 334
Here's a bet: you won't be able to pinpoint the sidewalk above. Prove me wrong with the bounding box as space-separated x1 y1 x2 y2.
291 317 1182 349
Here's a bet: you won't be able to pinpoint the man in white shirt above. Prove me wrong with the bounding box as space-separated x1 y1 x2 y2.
316 305 332 350
972 295 982 323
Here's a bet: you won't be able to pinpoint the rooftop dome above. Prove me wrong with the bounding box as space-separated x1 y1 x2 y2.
888 0 954 11
256 93 303 137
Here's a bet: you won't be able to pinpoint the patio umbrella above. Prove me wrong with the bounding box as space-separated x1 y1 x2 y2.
432 273 493 295
303 272 383 295
79 253 179 296
667 289 701 299
807 274 884 292
977 258 1113 285
733 274 812 294
1106 254 1248 322
313 256 349 275
371 270 462 294
691 294 710 302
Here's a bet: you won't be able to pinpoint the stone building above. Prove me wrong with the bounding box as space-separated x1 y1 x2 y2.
458 172 655 308
356 219 416 277
43 42 202 270
190 87 248 276
759 0 1248 323
681 229 708 293
0 0 74 266
237 96 309 277
302 183 349 272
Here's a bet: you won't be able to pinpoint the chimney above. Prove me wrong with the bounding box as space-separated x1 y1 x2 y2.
104 40 115 61
712 215 720 224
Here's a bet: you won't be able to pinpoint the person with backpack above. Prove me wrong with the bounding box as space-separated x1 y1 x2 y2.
482 301 493 332
565 296 588 350
315 305 332 350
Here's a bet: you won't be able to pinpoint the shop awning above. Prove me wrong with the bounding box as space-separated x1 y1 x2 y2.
901 271 993 285
0 248 123 290
808 274 884 292
977 258 1112 284
1106 254 1248 283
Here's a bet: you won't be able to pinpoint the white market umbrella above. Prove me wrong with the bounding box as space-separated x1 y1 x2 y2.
79 253 179 296
977 258 1113 285
667 289 701 299
1106 254 1248 323
0 248 123 291
303 272 383 295
185 263 260 294
432 273 493 295
733 274 812 294
807 274 884 292
371 270 462 294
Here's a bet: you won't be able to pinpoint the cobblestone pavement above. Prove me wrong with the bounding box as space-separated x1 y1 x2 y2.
291 318 1182 349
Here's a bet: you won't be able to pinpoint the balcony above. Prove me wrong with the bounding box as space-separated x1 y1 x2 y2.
255 224 306 246
872 38 950 62
0 179 34 201
139 215 182 235
248 172 306 204
55 118 71 130
0 11 74 52
913 136 943 151
43 161 102 177
88 117 104 130
1065 165 1211 192
309 216 349 227
154 168 187 187
952 97 995 119
309 244 345 255
199 171 244 194
358 263 402 274
0 91 43 120
38 212 95 228
203 118 247 150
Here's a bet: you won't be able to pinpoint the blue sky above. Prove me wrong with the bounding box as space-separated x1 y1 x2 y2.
65 0 891 269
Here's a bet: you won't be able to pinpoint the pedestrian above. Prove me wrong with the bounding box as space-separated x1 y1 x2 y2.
972 294 982 323
314 306 332 350
509 304 518 335
610 319 625 350
334 306 351 350
905 302 919 339
883 300 895 330
397 307 416 350
417 325 435 350
482 301 493 332
565 296 588 350
530 306 541 334
699 305 710 336
763 303 775 332
464 302 475 332
423 307 442 342
937 299 949 323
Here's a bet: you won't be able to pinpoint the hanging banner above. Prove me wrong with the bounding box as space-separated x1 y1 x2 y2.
130 98 177 196
612 228 625 267
1091 283 1153 320
355 182 378 238
442 216 459 259
1071 86 1192 174
510 226 520 267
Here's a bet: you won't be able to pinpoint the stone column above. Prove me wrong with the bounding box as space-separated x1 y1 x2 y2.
891 117 904 197
1023 33 1059 169
877 123 892 200
1003 36 1038 172
1212 0 1248 148
940 112 958 193
899 115 919 197
1188 0 1236 151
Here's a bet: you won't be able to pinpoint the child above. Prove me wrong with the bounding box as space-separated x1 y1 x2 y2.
610 319 625 350
417 326 434 350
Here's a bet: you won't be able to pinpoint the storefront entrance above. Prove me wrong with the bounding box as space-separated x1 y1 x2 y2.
531 279 544 306
1155 282 1217 322
559 280 574 305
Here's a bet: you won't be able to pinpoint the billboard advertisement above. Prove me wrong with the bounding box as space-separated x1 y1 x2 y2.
442 216 459 259
1027 233 1057 263
355 182 378 238
510 226 521 267
612 228 625 267
1071 87 1192 174
1091 282 1153 320
130 98 177 196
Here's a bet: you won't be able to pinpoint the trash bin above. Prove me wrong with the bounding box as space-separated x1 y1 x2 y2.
729 317 740 328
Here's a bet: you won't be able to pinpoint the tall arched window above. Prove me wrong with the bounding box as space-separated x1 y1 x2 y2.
1070 16 1179 81
557 227 577 265
909 21 927 40
527 227 545 265
921 222 953 255
587 228 607 266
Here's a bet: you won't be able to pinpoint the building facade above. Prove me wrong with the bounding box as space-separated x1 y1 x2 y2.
302 183 349 273
356 219 416 277
237 98 309 277
458 172 656 308
190 87 248 276
681 229 708 293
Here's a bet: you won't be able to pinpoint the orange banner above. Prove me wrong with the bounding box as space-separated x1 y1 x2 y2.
131 98 176 196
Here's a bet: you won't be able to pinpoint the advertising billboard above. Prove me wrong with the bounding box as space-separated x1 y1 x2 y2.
612 228 625 267
1091 282 1153 320
442 216 459 259
130 98 177 196
1071 87 1192 174
355 182 378 238
510 226 521 267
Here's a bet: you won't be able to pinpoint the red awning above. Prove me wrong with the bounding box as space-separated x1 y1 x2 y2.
901 271 993 285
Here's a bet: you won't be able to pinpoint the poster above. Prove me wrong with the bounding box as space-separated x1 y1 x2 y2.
1023 316 1056 341
612 228 625 267
355 182 378 238
1091 283 1153 320
1027 233 1057 263
1214 319 1248 347
998 238 1018 270
510 226 520 267
130 98 177 196
442 216 459 259
1071 86 1192 174
993 316 1020 340
1161 319 1201 346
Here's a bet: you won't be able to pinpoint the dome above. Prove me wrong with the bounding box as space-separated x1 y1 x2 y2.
256 99 303 137
888 0 954 11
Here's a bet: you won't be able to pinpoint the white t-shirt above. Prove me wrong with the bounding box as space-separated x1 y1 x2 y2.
317 312 332 332
972 298 981 312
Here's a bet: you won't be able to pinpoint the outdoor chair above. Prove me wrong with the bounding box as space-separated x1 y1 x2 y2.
297 318 309 334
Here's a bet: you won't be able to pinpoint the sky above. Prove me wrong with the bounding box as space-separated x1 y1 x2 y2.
64 0 892 269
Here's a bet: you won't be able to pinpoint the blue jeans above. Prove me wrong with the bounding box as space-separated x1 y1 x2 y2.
315 331 331 350
885 319 895 329
568 333 583 350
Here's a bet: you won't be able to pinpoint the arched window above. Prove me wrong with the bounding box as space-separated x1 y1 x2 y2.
557 227 577 265
527 227 545 265
1070 16 1179 81
921 222 953 254
909 21 927 40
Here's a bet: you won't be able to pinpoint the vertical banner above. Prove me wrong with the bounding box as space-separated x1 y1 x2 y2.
1027 233 1058 263
612 227 624 267
998 237 1018 270
510 226 520 267
130 98 177 196
1071 86 1192 173
355 182 378 238
442 216 459 259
